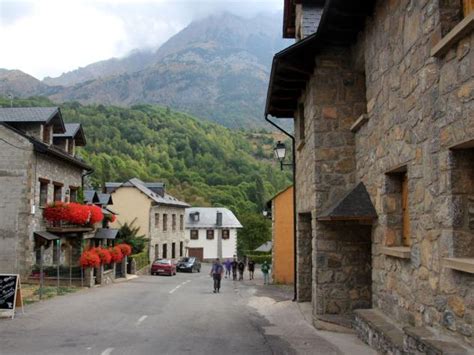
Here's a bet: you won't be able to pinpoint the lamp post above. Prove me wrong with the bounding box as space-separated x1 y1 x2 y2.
265 115 297 302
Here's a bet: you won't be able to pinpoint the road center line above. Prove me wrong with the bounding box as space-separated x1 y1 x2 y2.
170 280 191 294
136 315 148 325
101 348 114 355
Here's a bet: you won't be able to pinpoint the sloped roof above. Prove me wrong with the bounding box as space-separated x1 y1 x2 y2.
84 190 100 204
110 178 189 208
255 241 272 252
317 182 377 222
97 192 113 205
53 123 86 146
94 228 119 240
185 207 243 229
0 123 92 171
0 107 65 132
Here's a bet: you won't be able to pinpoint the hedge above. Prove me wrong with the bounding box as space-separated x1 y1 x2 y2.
246 255 272 265
131 249 149 271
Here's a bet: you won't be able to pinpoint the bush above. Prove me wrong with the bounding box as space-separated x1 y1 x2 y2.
131 250 149 271
246 255 272 265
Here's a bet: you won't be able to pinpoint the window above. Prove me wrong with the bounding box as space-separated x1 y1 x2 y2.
163 214 168 231
39 179 49 206
53 240 60 264
172 214 176 231
190 230 198 240
155 213 160 228
180 241 183 257
180 215 184 230
162 243 167 259
53 183 63 202
155 244 159 260
222 229 230 240
43 125 51 144
172 242 176 258
384 167 410 248
206 230 215 240
69 187 78 202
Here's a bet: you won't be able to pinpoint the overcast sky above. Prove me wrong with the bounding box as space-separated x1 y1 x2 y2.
0 0 283 80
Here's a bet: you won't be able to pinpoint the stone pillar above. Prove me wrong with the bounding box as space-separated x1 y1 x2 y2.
83 267 95 288
96 264 104 285
121 256 127 277
130 258 137 275
112 263 117 280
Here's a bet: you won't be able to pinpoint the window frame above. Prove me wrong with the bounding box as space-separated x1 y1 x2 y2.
190 230 199 240
53 182 63 202
163 214 168 231
39 179 49 207
206 229 215 240
222 229 230 240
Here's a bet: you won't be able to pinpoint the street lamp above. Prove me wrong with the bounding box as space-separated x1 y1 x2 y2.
273 141 293 170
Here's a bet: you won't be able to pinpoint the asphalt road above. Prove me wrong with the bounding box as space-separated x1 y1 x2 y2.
0 265 373 355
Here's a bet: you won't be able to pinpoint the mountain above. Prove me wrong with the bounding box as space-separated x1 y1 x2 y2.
0 96 291 214
43 49 155 87
0 69 50 97
0 12 289 129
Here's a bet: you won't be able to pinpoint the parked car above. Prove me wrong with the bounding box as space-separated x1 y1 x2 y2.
176 257 201 273
151 259 176 276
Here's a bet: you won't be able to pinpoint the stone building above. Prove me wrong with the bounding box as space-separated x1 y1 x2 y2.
106 178 189 262
0 107 92 278
185 207 242 261
266 0 474 351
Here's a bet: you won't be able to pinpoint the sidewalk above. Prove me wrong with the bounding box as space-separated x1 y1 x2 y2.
233 271 376 355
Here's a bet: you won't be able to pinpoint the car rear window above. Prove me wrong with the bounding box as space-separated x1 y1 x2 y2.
155 259 170 265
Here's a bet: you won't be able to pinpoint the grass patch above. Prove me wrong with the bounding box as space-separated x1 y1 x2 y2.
21 284 81 305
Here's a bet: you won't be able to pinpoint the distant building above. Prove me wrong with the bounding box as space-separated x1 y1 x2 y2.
106 178 189 262
0 107 92 277
185 207 242 261
266 186 294 284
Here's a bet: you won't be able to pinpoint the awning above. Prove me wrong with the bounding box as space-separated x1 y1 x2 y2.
255 241 272 252
93 228 120 240
265 0 375 118
34 231 59 241
101 207 117 216
317 182 377 222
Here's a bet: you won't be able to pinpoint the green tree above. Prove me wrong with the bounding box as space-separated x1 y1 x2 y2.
237 213 271 255
116 220 146 254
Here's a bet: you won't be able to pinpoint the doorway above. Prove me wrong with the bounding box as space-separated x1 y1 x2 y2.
162 243 167 259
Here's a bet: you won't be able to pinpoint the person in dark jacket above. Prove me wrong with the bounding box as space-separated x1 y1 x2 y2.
247 259 255 280
238 260 245 281
210 258 224 293
224 258 232 279
231 257 238 281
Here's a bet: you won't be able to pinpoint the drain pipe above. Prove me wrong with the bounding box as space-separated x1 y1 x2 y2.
265 114 297 302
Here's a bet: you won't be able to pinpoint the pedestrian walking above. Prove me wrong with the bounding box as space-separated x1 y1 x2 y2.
210 258 224 293
238 259 245 281
248 259 255 280
231 257 238 281
261 260 271 285
224 258 232 279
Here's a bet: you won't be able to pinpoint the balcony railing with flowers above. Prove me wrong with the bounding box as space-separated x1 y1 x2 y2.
43 202 104 231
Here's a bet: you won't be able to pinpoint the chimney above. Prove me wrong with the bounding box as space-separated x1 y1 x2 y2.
216 212 222 226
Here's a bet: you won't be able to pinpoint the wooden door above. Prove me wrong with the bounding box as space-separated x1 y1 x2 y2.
401 174 410 246
188 248 204 261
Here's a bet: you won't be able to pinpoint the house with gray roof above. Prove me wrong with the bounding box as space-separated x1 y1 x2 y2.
185 207 242 261
0 106 93 278
107 178 190 263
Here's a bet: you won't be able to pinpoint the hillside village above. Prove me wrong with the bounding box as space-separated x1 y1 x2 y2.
1 1 474 354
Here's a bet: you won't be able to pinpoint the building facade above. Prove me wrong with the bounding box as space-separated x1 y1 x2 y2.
185 207 242 261
0 108 92 278
267 186 294 284
266 0 474 351
106 178 189 262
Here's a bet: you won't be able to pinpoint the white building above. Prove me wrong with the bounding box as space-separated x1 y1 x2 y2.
185 207 242 261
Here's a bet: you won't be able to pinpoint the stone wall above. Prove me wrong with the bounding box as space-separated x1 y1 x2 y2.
352 0 474 345
0 125 84 277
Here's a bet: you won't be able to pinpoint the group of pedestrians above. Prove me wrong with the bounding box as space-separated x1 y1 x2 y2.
210 256 271 293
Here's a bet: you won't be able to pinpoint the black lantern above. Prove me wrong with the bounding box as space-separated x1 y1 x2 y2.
274 141 286 162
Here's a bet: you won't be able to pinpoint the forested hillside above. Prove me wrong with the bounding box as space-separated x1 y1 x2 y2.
0 97 291 216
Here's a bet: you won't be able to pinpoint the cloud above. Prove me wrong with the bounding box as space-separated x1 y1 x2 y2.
0 0 283 79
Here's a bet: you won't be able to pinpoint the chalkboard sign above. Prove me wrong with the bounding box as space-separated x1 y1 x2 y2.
0 274 23 319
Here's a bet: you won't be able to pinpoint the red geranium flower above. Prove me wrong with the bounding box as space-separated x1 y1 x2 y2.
44 202 69 223
89 205 104 224
80 250 101 268
110 214 117 223
117 243 132 256
94 247 112 265
109 246 123 263
66 203 90 225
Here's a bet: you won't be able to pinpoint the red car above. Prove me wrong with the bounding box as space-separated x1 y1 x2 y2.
151 259 176 276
